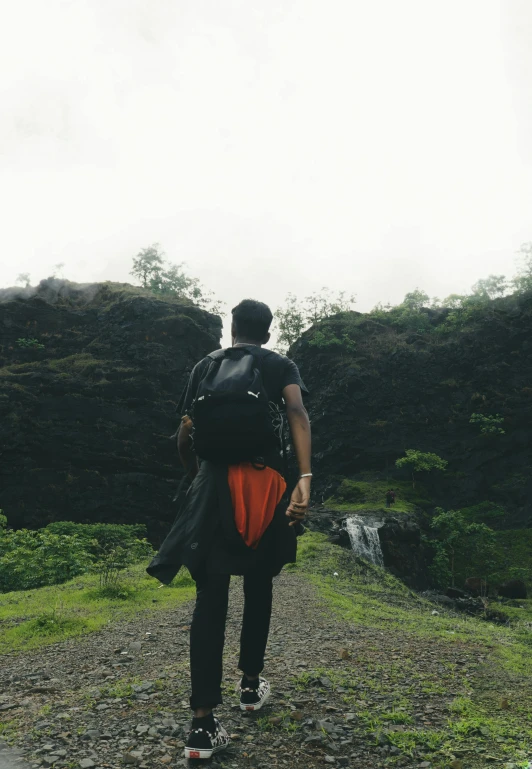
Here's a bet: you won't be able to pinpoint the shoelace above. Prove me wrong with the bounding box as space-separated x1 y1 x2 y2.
189 724 227 744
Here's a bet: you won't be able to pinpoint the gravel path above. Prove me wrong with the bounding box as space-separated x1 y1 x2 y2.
0 572 481 769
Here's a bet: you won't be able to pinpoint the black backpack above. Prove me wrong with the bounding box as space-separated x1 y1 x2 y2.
190 347 279 464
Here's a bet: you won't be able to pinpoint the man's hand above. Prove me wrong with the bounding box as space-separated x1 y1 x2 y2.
177 415 198 480
286 476 311 526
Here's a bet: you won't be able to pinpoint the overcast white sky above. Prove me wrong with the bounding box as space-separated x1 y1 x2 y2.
1 0 532 337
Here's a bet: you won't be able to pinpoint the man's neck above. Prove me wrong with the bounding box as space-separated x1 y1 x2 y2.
233 339 263 347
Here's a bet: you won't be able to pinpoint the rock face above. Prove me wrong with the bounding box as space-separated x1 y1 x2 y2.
0 279 221 538
377 515 430 589
293 291 532 528
308 507 430 588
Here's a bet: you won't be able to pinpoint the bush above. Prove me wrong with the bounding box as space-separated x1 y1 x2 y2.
0 529 92 592
45 521 149 557
470 413 505 435
91 540 154 596
15 337 45 350
460 502 506 524
1 521 154 593
334 480 366 504
428 508 497 589
45 522 153 595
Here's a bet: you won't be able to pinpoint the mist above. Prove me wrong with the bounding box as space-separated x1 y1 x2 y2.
1 0 532 340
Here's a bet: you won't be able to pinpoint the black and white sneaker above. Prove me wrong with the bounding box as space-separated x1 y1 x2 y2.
238 676 271 712
184 716 230 760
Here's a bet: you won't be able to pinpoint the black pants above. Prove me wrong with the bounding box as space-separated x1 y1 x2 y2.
190 571 274 710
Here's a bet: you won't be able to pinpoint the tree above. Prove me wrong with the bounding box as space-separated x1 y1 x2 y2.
442 294 466 309
470 413 505 435
130 244 165 287
395 449 447 489
471 274 508 300
400 289 430 311
512 242 532 293
429 508 496 589
304 288 355 324
276 293 307 351
16 273 31 288
275 288 356 353
130 244 223 313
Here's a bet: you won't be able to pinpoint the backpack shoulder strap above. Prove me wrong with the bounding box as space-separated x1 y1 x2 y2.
251 347 275 360
207 347 274 361
207 348 227 361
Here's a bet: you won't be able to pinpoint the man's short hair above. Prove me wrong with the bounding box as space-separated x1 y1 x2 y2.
232 299 273 340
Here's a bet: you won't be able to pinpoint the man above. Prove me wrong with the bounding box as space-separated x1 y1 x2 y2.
148 299 311 760
385 489 394 508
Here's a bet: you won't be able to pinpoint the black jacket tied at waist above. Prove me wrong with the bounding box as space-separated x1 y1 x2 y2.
146 461 298 583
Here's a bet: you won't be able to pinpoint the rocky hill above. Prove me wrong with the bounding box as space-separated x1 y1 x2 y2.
292 290 532 530
0 279 221 538
2 281 531 546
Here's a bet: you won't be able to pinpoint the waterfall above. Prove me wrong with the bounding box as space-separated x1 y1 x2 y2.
345 516 384 566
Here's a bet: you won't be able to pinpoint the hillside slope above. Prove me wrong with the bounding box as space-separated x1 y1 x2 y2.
293 291 532 529
0 279 221 536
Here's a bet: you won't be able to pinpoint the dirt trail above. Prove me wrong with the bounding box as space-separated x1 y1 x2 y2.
0 572 481 769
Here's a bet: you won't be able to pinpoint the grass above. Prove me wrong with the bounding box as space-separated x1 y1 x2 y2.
291 533 532 673
324 476 430 514
0 562 195 654
289 532 532 767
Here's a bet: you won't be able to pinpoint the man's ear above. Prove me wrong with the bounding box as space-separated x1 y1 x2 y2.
231 320 236 342
263 331 271 345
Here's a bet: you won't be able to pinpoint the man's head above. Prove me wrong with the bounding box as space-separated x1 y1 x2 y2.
231 299 273 345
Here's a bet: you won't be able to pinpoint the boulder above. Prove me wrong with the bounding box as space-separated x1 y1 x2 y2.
497 580 528 599
378 516 429 589
464 578 489 597
446 587 468 599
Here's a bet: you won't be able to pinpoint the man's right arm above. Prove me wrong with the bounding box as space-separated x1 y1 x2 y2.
283 383 312 525
177 415 198 480
175 364 202 480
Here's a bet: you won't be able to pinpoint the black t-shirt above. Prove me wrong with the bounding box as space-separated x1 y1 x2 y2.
176 344 308 416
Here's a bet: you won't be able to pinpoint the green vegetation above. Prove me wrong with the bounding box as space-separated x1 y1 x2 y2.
0 561 194 654
45 521 149 556
0 519 153 593
470 412 506 435
460 501 506 524
289 532 532 767
275 288 356 353
429 508 496 589
396 449 448 489
275 241 532 354
308 327 357 351
325 477 427 513
15 337 45 350
291 533 532 667
491 529 532 587
513 241 532 294
0 526 93 593
130 243 222 313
